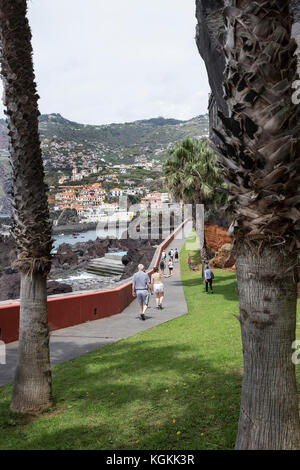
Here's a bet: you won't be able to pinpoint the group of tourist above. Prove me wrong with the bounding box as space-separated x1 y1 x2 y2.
131 247 179 321
159 247 179 275
132 248 215 321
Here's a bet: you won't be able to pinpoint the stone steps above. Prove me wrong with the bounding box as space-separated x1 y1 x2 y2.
87 255 125 276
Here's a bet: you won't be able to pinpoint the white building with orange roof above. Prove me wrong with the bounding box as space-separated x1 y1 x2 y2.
110 187 124 197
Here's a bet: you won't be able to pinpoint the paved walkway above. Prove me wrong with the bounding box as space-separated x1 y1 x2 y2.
0 221 193 386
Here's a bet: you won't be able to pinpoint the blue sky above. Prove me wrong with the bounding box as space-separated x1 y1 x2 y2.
0 0 210 125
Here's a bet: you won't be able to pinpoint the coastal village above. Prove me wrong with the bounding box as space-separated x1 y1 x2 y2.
40 129 176 223
51 160 169 223
53 177 169 223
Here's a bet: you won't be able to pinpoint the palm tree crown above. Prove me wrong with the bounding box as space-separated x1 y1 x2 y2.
163 138 227 208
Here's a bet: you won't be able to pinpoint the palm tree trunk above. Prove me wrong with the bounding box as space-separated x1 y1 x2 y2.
0 0 53 413
235 244 300 449
11 273 53 413
209 0 300 448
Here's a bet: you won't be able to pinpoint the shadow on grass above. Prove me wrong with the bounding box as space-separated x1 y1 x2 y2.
0 338 242 450
181 274 238 303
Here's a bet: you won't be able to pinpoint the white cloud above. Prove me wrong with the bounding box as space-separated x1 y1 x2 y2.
0 0 210 124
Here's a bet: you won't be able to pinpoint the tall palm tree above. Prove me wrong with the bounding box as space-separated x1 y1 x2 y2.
210 0 300 449
0 0 53 413
164 138 227 262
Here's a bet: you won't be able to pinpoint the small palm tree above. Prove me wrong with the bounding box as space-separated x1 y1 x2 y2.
164 138 227 262
0 0 53 413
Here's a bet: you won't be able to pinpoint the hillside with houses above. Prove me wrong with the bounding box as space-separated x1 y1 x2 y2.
0 113 209 218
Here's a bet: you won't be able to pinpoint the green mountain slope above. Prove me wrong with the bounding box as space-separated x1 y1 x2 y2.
38 113 209 153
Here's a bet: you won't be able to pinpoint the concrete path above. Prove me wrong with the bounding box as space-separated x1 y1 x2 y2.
0 221 193 386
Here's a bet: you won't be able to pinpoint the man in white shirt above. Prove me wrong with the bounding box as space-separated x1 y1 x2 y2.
204 265 214 294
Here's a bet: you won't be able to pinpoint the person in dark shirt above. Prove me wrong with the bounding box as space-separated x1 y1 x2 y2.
204 264 214 294
159 258 165 273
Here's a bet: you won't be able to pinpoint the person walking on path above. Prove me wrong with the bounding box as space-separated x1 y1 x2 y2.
151 266 171 309
132 264 153 320
168 248 174 262
159 258 165 273
174 248 179 263
161 250 167 261
168 258 174 275
204 264 214 294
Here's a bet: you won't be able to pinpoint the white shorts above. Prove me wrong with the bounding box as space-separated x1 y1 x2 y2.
153 283 164 293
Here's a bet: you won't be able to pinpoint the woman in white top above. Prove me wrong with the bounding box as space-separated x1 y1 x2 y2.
151 266 171 309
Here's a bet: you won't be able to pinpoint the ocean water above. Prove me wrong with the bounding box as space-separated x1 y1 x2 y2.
109 251 127 257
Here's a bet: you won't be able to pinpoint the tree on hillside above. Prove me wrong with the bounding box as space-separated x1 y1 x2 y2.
163 138 227 262
0 0 53 413
208 0 300 449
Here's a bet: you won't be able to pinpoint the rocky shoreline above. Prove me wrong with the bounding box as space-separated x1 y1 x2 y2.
52 222 97 234
52 221 129 235
0 233 161 302
0 212 182 302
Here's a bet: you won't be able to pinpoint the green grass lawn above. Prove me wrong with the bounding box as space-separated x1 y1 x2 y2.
0 232 299 450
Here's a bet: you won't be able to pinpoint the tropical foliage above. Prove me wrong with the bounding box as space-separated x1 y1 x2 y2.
163 138 227 209
163 138 228 266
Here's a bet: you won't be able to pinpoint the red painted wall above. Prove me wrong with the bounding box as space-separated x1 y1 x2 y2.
0 219 191 344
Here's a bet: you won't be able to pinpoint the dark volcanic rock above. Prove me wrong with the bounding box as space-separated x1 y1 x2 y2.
47 280 72 295
120 237 160 279
52 243 78 269
56 208 79 226
0 234 16 275
0 273 20 301
0 274 73 301
0 233 160 300
50 236 160 277
121 245 157 280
